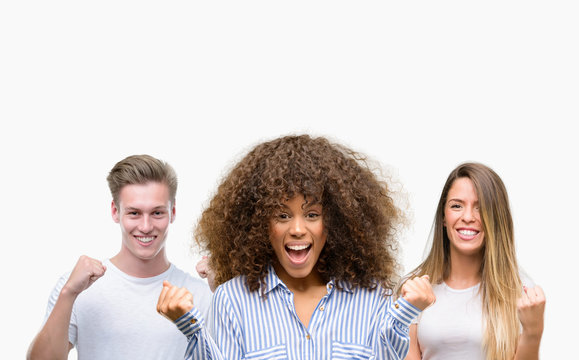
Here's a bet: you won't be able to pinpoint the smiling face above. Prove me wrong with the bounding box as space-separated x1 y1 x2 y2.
444 177 485 257
112 181 175 268
269 194 327 285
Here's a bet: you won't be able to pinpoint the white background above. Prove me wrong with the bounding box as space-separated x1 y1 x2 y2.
1 1 577 358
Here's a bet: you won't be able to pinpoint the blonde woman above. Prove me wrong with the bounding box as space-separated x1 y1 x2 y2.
404 162 545 360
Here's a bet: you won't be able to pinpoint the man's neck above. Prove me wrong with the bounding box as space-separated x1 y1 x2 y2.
110 250 170 278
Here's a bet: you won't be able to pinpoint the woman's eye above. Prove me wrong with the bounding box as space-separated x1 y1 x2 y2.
450 204 461 209
306 213 319 219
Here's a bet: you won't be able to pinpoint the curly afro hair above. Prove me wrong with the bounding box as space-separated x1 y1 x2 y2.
194 134 405 295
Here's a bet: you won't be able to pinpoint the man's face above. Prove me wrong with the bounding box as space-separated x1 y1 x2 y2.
112 182 175 263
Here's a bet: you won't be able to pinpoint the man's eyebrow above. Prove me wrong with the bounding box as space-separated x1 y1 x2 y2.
124 206 168 211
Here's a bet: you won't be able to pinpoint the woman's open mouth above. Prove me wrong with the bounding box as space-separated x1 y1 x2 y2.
285 243 312 265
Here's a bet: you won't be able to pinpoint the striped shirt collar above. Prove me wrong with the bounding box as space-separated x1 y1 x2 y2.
263 265 355 295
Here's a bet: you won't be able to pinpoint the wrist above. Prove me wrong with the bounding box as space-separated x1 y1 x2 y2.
60 285 82 300
521 327 544 342
174 308 204 338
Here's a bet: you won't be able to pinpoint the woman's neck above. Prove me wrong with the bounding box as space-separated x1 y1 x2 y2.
273 263 325 293
445 249 483 289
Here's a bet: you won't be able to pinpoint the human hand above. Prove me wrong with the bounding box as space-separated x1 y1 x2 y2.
62 255 106 297
196 256 217 292
157 280 195 322
401 275 436 311
518 285 546 338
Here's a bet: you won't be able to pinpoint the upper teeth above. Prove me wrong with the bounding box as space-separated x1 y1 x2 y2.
458 230 477 236
138 237 154 243
287 244 309 251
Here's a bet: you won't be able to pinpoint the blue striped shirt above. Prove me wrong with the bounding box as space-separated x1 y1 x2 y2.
175 267 421 359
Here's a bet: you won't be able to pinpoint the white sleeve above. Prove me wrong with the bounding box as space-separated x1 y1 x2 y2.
43 272 78 346
519 266 536 288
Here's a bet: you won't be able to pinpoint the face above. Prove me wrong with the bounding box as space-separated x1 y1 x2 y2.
269 194 327 282
112 182 175 263
444 177 485 257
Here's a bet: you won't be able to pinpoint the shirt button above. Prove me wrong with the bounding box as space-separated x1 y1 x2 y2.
395 303 400 309
306 334 311 340
190 319 197 324
319 306 325 311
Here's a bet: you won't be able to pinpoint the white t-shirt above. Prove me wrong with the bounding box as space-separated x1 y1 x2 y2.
44 259 212 360
415 274 534 360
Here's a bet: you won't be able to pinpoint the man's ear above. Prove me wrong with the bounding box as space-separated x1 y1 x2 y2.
170 200 176 224
111 200 120 223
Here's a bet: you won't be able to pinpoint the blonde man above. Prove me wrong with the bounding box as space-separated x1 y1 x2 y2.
28 155 211 360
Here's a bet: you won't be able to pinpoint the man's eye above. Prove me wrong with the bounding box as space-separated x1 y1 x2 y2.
128 211 139 216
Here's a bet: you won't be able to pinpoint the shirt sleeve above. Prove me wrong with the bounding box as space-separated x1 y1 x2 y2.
380 297 422 359
44 272 78 347
174 284 246 360
174 307 224 360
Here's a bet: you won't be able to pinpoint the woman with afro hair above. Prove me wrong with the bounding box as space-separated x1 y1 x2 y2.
157 134 435 360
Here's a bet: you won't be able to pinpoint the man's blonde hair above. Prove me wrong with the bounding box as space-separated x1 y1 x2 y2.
106 154 177 207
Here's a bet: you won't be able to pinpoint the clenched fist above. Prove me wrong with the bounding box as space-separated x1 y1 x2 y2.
63 255 106 297
401 275 436 311
518 285 546 338
157 280 195 322
196 256 217 292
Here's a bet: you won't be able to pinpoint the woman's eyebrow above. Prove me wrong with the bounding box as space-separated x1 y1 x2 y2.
303 201 322 209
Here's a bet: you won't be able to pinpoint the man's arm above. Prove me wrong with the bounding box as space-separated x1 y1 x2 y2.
27 256 106 360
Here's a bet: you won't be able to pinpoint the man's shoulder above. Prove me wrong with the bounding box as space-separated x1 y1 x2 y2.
169 263 211 292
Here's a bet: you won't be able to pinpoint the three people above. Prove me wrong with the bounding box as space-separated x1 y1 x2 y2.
27 155 212 359
157 134 435 359
28 143 545 360
403 162 545 360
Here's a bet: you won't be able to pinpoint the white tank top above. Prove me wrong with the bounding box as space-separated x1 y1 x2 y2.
417 282 484 360
415 273 534 360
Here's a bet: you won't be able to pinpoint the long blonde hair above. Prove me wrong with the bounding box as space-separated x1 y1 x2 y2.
407 162 521 360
